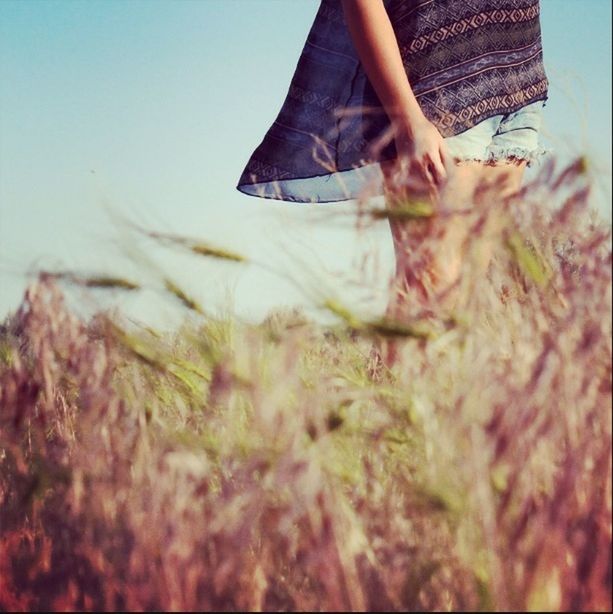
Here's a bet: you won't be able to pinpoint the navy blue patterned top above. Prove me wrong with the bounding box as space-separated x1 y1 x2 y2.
237 0 549 203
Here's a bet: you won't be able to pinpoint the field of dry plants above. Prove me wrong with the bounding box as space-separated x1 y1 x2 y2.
0 157 611 611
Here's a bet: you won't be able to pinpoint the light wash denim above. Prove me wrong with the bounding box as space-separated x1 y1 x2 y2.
444 100 547 166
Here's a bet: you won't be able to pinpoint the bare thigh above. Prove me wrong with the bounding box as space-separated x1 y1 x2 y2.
469 161 528 246
377 159 529 370
478 161 527 198
385 161 483 270
385 160 528 306
385 160 528 247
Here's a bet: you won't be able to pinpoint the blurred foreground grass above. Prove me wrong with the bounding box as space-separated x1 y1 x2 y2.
0 158 611 611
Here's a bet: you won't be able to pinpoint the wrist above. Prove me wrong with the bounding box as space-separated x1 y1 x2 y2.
395 108 428 136
386 95 425 125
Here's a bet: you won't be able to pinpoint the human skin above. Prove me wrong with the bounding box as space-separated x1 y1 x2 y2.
340 0 449 186
340 0 526 368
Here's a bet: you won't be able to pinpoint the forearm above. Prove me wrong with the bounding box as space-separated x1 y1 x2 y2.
340 0 425 131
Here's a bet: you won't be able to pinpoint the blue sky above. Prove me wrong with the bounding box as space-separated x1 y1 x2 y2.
1 0 611 328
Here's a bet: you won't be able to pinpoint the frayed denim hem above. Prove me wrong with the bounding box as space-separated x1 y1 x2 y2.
454 146 552 168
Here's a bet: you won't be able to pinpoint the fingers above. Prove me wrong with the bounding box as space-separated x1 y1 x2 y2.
408 159 433 193
396 148 451 191
439 142 453 173
429 153 448 186
419 151 447 189
422 164 437 189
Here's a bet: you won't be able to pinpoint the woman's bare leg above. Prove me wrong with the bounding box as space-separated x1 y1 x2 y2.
480 160 527 196
373 160 527 371
372 161 482 370
387 160 527 310
468 161 528 281
385 161 483 315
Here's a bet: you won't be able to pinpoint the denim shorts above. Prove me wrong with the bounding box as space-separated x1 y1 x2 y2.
444 100 547 167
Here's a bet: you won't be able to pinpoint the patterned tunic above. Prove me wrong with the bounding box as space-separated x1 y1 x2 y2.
237 0 549 203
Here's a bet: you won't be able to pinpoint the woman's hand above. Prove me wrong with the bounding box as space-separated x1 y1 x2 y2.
394 114 450 188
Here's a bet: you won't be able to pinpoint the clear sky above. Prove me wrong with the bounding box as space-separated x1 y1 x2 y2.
1 0 611 328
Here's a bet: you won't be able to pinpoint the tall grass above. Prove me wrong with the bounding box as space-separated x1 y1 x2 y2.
0 158 611 611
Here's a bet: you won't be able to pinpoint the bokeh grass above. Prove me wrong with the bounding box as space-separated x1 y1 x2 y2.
0 158 610 611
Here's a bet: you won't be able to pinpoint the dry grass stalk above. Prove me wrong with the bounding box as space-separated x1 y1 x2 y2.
0 158 610 611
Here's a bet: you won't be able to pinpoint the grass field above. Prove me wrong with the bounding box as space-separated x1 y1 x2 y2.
0 158 611 611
